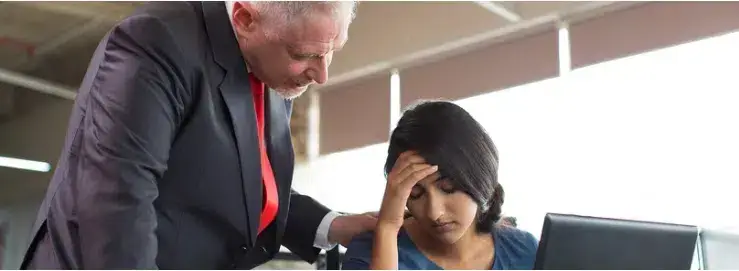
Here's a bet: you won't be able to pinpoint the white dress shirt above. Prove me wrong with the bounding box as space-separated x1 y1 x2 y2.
224 1 339 251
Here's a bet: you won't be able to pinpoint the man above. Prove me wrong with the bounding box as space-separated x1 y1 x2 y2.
21 1 376 269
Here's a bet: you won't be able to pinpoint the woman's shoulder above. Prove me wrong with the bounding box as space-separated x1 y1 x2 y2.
342 229 431 270
341 231 375 270
493 226 539 269
343 229 417 256
344 231 376 255
496 225 538 245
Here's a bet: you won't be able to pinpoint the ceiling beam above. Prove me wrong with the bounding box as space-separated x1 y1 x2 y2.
474 1 522 22
0 68 76 100
7 2 123 22
6 18 106 69
34 18 105 58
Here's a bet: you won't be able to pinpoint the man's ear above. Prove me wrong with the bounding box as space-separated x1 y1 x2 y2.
232 2 258 37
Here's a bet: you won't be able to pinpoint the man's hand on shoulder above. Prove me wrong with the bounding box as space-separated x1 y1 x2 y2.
328 212 378 247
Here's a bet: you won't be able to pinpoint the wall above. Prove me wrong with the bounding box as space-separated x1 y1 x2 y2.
291 143 388 215
0 200 41 270
0 211 7 267
0 98 72 269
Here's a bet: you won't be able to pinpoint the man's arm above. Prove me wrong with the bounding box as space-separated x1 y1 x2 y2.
75 14 189 269
313 212 341 250
280 102 374 262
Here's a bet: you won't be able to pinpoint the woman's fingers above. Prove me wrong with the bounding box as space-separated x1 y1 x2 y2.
396 150 418 163
393 163 432 184
390 152 425 177
399 164 438 190
389 151 427 176
390 164 438 197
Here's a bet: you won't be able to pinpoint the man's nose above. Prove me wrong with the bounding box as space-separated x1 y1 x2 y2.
307 57 329 85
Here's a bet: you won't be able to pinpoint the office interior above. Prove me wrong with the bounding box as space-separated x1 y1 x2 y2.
1 1 738 270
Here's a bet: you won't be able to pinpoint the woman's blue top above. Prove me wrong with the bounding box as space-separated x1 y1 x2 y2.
341 225 538 270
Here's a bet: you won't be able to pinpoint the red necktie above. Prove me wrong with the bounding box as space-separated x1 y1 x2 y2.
249 73 279 235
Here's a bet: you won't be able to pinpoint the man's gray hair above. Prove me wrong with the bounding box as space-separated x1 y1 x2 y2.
251 1 358 30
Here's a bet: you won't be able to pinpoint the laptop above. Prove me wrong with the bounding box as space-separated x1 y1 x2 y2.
534 213 698 270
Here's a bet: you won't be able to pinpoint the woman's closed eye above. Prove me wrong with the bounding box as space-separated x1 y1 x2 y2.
409 186 424 200
408 181 457 200
438 180 457 194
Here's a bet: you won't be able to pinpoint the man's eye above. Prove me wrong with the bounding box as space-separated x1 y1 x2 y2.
294 54 323 60
293 53 319 60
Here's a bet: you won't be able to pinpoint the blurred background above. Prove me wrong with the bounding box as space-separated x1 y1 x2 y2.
1 1 739 269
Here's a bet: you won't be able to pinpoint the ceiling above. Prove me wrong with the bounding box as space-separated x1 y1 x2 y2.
330 1 584 77
0 1 626 204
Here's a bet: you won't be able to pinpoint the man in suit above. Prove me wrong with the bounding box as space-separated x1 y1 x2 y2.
21 1 376 269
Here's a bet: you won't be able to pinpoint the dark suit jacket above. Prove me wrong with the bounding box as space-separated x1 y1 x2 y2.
20 2 330 269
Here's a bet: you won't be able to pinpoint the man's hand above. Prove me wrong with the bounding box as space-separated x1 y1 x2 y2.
328 212 379 247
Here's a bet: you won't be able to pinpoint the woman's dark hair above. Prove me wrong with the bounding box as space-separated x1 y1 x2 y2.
501 216 518 227
384 100 503 233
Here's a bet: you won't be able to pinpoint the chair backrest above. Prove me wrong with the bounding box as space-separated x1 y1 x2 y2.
325 247 341 270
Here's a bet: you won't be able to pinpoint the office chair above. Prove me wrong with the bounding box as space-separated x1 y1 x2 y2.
325 246 341 270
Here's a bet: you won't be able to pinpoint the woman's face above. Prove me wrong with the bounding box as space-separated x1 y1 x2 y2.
406 173 480 245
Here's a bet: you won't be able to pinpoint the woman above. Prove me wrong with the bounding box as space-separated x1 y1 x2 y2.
342 101 538 270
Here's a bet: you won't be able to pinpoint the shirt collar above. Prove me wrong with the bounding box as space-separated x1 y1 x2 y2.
224 1 250 73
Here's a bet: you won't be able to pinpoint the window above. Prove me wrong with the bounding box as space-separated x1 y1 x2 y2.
457 29 739 238
297 28 739 248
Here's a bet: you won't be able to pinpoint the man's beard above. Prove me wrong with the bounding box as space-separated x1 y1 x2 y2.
272 85 310 100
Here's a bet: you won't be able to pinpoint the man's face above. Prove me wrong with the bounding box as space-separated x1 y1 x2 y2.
232 3 350 99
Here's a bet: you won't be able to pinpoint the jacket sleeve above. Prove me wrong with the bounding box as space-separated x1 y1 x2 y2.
281 190 331 263
75 13 190 269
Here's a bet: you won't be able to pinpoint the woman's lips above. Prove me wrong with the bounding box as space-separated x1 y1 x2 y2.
432 222 456 233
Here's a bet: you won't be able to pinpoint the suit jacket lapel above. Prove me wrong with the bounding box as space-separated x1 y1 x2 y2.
201 1 261 246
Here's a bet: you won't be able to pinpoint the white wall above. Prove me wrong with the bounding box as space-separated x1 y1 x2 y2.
292 143 389 214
